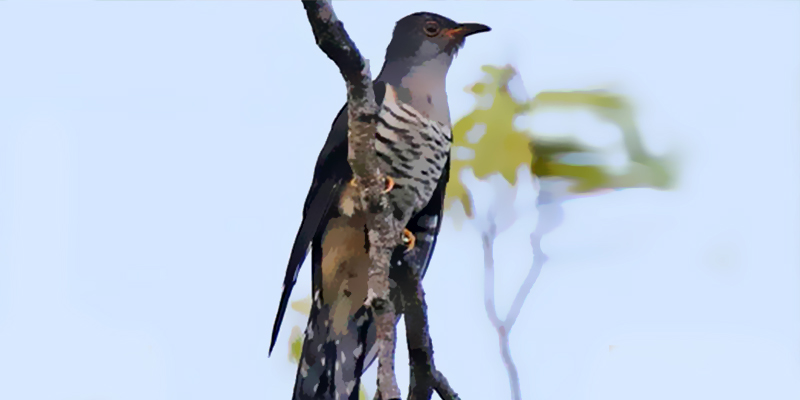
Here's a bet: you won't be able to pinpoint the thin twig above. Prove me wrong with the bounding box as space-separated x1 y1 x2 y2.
482 181 551 400
481 220 522 400
302 1 401 399
504 232 547 331
482 221 502 328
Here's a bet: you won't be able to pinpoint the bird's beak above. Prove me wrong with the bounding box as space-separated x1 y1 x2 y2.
446 22 491 39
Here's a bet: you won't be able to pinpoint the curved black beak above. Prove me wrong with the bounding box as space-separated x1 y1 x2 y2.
446 22 491 39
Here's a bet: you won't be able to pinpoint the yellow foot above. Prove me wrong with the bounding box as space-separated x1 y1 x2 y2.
402 228 415 252
383 176 395 193
350 177 393 192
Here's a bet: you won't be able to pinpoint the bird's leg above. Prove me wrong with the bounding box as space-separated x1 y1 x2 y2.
402 228 415 252
350 176 393 192
383 176 395 193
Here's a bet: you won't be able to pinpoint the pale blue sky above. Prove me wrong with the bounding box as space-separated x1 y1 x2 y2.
1 2 798 400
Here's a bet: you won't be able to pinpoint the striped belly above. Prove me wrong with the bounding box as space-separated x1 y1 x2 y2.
373 87 451 224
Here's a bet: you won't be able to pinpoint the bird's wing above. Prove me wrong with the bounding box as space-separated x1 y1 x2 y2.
269 82 387 355
407 154 451 281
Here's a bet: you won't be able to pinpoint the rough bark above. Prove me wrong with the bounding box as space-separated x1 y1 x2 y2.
303 3 459 399
302 1 400 398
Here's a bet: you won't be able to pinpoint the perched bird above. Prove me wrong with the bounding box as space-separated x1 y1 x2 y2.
270 12 490 400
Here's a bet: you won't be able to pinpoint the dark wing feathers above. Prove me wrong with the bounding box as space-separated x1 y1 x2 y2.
411 155 450 281
269 82 387 355
269 178 341 355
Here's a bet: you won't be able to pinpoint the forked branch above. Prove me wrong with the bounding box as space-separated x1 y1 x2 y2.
302 1 401 398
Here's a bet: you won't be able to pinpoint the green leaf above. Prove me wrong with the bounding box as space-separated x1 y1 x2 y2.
446 64 679 219
446 65 534 215
470 82 487 95
291 296 311 316
288 326 304 363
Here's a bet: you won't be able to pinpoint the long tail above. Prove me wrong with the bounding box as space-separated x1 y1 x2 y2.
292 221 438 399
293 290 375 400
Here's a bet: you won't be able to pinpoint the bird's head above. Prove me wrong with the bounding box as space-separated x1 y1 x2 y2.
384 12 490 63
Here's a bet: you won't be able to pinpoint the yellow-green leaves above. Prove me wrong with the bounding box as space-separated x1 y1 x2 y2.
289 326 304 363
445 65 677 220
447 65 534 216
287 297 311 363
530 90 676 192
290 296 311 316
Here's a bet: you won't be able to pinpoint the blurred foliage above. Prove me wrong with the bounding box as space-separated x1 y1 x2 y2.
446 65 678 217
291 296 312 315
288 326 304 363
447 66 534 216
287 299 308 363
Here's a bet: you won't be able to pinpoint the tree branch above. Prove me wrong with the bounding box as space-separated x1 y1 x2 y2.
302 1 401 399
482 222 502 329
395 252 461 400
481 220 521 400
504 231 546 332
481 179 551 400
431 370 460 400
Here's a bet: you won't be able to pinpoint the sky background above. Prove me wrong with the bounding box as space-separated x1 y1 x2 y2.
1 1 799 400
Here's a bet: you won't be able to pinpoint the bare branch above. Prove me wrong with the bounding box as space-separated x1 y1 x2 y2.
482 222 502 328
396 251 460 400
302 1 401 399
400 266 434 400
302 0 374 104
482 182 552 400
497 325 521 400
504 232 546 331
431 370 461 400
481 220 522 400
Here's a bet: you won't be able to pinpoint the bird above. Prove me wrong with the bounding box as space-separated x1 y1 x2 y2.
270 11 490 400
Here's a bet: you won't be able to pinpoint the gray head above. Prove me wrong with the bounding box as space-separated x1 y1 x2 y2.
377 12 490 123
384 12 490 63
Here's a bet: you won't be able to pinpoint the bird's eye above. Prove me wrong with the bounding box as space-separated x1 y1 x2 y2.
423 21 440 37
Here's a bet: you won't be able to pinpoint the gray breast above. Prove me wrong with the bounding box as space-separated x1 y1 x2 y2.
373 84 451 224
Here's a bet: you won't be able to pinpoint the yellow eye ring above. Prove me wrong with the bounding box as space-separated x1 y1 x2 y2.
423 21 440 37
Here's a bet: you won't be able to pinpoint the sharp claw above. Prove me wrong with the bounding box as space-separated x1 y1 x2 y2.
383 176 395 193
349 178 357 187
402 228 415 252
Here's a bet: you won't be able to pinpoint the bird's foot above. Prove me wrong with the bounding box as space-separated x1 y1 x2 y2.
349 176 393 193
402 228 415 252
383 176 395 193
